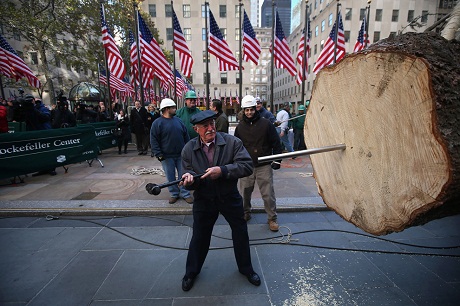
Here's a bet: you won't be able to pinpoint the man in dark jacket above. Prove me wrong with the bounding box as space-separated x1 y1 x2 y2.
179 110 261 292
210 99 229 133
130 100 149 155
234 95 283 231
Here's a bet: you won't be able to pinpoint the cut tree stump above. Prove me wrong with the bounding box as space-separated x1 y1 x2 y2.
305 32 460 235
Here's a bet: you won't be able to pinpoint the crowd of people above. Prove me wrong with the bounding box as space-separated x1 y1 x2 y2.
1 90 308 292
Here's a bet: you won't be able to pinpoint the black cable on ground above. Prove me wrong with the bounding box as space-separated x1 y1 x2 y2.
41 215 460 258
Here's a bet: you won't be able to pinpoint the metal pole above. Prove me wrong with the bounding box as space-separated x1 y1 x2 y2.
300 0 309 107
239 0 243 106
365 0 371 48
172 1 177 103
133 1 144 105
0 75 5 100
270 0 275 113
204 2 210 110
258 143 346 162
100 2 112 113
333 0 341 64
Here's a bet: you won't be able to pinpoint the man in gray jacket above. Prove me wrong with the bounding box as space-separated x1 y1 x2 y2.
179 110 261 291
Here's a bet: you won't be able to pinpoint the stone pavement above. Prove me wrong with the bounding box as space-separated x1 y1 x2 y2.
0 146 459 305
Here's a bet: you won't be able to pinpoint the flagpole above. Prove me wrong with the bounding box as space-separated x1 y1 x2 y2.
270 0 275 113
101 1 112 112
133 1 145 106
365 0 371 48
0 75 5 100
333 0 341 64
301 0 309 107
205 2 210 110
239 0 243 106
171 1 177 103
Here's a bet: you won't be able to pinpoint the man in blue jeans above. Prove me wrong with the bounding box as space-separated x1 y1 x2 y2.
150 98 193 204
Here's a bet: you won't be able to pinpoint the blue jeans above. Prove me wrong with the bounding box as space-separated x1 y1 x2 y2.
276 127 294 152
161 157 191 199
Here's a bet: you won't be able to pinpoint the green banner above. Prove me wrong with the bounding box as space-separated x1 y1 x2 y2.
8 122 26 133
78 121 118 151
0 126 98 179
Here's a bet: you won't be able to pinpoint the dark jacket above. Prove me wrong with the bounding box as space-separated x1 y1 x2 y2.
234 111 282 167
181 132 253 201
150 116 189 159
52 108 76 129
130 106 148 134
215 111 229 133
115 115 130 140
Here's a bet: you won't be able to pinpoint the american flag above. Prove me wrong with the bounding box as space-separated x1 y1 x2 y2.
138 12 172 84
173 9 194 78
273 11 297 77
174 69 187 99
100 4 126 80
0 34 40 88
243 10 261 65
99 65 133 93
296 26 311 85
353 17 367 52
208 9 240 71
129 31 155 89
313 12 346 74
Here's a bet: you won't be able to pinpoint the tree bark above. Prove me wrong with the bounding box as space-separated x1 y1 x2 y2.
305 32 460 235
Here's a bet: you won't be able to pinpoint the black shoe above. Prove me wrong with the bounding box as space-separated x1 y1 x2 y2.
246 272 261 286
118 151 122 155
182 275 195 291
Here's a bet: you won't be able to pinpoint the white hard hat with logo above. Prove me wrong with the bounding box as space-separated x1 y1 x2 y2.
159 98 176 110
241 95 256 108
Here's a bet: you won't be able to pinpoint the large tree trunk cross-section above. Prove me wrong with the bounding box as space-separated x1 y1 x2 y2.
305 33 460 235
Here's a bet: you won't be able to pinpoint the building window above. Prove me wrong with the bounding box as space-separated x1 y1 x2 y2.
202 51 209 63
220 5 227 18
373 31 380 43
30 51 38 65
202 5 206 17
421 10 428 23
235 28 240 41
183 5 191 18
235 5 240 18
315 25 319 37
220 73 227 84
165 4 172 17
314 44 317 55
221 28 227 40
13 31 21 41
149 4 156 17
183 28 191 40
202 28 206 40
166 28 173 40
345 8 352 21
392 10 399 22
389 32 396 39
329 13 333 26
186 74 193 84
321 20 325 32
236 72 240 84
375 9 382 22
407 10 414 22
359 9 366 21
344 31 350 43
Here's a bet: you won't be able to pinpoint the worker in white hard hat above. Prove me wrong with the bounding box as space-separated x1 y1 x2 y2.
234 95 283 231
150 98 193 204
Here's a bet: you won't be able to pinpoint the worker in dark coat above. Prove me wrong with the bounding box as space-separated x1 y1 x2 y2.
179 110 261 291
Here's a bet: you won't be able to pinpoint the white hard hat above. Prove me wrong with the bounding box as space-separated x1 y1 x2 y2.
241 95 256 108
159 98 176 110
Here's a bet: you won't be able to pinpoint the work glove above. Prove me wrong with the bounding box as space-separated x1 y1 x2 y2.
271 161 281 170
157 155 165 162
274 121 281 127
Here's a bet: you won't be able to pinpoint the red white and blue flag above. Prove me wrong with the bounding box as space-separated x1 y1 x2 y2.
100 4 126 80
296 26 310 85
313 12 345 73
208 9 240 71
272 11 297 77
353 17 367 52
173 9 193 78
0 34 40 88
243 10 261 65
138 12 172 84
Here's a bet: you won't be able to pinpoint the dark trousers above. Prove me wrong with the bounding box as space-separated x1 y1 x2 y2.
293 128 306 151
134 130 148 153
185 196 254 278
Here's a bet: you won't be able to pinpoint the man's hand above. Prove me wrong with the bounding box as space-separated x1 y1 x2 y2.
201 166 222 180
157 155 165 162
271 161 281 170
274 121 281 127
179 173 195 186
